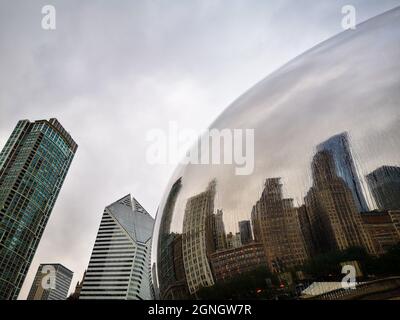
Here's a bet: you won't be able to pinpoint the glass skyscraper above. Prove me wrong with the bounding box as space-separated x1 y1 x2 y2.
317 132 369 213
0 118 77 300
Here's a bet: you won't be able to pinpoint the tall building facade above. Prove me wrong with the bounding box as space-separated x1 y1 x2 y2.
317 132 368 212
366 166 400 211
214 209 227 251
27 264 73 300
238 220 253 245
182 180 216 295
305 150 375 254
80 195 154 300
251 178 308 272
298 205 315 257
0 119 77 300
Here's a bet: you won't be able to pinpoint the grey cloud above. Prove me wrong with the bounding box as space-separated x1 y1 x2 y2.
0 0 399 299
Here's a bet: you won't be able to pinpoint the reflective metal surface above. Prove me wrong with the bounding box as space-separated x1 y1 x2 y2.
152 8 400 299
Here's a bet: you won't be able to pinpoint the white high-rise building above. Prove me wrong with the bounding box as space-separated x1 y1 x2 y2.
80 195 154 300
27 264 73 300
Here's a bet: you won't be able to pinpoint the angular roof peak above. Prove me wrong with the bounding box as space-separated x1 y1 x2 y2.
132 196 150 216
108 194 132 209
105 194 154 243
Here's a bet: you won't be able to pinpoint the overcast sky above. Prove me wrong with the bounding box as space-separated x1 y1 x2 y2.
0 0 399 299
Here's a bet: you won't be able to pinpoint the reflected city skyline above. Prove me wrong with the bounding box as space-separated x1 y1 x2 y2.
153 7 400 299
155 131 400 298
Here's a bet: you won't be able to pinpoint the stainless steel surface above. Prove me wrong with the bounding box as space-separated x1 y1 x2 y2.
152 8 400 299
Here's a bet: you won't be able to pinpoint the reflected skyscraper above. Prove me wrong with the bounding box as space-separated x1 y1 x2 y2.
157 178 184 299
0 119 77 300
366 166 400 211
169 234 189 299
251 178 308 272
214 209 227 251
239 220 253 245
298 205 315 257
182 180 216 294
305 150 375 254
317 132 368 213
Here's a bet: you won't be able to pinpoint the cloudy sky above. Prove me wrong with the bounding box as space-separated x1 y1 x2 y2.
0 0 399 299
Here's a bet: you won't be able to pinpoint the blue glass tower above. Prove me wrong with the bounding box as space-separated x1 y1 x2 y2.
0 119 77 300
317 132 368 212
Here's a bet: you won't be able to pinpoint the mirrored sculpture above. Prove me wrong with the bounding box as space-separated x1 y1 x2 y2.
152 8 400 300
